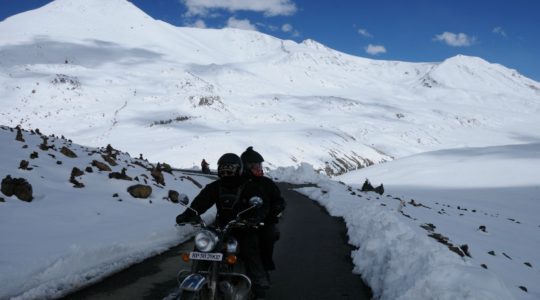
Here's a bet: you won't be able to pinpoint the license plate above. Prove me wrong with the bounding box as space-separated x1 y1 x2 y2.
189 252 223 261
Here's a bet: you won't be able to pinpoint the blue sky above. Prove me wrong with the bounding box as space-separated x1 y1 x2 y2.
1 0 539 81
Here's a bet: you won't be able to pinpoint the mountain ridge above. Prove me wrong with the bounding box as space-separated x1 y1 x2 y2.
1 0 539 173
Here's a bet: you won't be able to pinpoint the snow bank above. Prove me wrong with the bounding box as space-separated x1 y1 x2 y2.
271 163 516 300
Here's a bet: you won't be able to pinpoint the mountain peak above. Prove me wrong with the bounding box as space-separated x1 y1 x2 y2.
0 0 161 47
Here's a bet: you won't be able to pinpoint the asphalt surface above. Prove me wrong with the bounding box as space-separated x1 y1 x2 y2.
266 184 371 300
60 183 372 300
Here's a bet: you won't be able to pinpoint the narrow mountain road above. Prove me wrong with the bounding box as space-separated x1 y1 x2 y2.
61 183 371 300
266 184 371 299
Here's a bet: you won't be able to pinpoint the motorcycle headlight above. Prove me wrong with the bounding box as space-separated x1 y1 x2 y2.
194 230 218 252
226 237 239 254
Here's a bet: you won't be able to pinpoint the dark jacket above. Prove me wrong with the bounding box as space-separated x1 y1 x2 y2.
243 174 285 224
180 176 270 227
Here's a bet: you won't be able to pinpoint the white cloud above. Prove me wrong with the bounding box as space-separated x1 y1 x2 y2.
433 32 475 47
365 44 386 55
280 23 300 37
226 17 257 31
182 0 297 17
282 23 293 32
493 26 507 37
357 27 372 38
186 19 207 28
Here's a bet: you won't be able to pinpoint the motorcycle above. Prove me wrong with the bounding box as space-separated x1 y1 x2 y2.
175 194 264 300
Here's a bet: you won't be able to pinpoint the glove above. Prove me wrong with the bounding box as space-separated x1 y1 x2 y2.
176 210 201 225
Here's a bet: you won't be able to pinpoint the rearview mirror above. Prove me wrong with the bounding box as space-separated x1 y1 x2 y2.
248 196 263 207
178 193 189 206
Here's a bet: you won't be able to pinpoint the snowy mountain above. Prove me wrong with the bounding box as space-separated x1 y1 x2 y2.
1 0 539 174
1 1 540 299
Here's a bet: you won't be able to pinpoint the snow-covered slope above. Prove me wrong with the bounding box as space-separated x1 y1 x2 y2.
1 0 539 174
271 142 540 300
0 125 214 299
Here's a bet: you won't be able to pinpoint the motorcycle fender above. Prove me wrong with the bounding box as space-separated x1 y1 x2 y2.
180 273 207 292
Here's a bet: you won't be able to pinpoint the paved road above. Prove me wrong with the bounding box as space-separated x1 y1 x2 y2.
266 184 371 300
61 183 371 299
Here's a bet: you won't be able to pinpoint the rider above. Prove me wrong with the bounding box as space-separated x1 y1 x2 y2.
201 158 210 174
240 146 285 272
176 153 271 299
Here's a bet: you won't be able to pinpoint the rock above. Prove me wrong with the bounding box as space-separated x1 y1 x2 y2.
15 126 25 142
101 154 117 166
373 184 384 195
168 190 179 203
85 166 93 173
478 225 487 232
39 136 52 151
30 151 39 159
1 175 33 202
70 177 85 188
91 160 112 172
361 179 374 192
0 197 5 202
109 168 132 181
480 264 488 269
524 262 532 268
519 286 528 292
488 250 496 256
460 244 471 257
151 164 165 185
19 160 30 170
112 193 119 198
161 162 173 174
60 146 77 158
127 184 152 199
71 167 84 177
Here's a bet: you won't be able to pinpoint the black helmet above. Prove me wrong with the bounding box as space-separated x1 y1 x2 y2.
217 153 242 177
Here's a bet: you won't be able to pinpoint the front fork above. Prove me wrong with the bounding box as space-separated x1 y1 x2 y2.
179 260 219 298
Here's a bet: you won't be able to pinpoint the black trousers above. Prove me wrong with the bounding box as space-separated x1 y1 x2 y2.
234 229 270 291
258 224 280 271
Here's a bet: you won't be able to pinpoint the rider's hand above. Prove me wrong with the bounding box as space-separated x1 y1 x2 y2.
176 210 200 225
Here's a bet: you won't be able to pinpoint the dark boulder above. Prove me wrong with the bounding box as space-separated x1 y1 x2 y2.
109 168 132 181
60 146 77 158
373 184 384 195
151 163 165 185
91 160 112 172
19 160 30 170
71 167 84 178
101 154 117 166
361 179 374 192
168 190 179 203
127 184 152 198
1 175 33 202
15 127 25 142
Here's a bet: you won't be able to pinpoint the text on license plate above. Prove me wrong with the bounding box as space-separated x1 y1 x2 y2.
189 252 223 261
